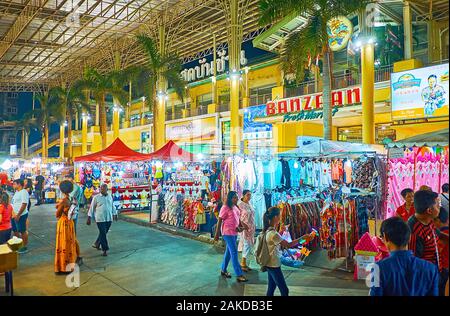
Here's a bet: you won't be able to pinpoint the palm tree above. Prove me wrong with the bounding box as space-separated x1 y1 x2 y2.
15 112 34 158
50 84 90 161
32 91 65 159
136 34 186 149
77 68 128 149
259 0 369 140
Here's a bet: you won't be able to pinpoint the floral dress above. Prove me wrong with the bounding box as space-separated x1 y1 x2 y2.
55 197 79 273
237 200 256 251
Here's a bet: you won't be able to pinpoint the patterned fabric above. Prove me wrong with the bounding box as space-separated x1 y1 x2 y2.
55 199 79 273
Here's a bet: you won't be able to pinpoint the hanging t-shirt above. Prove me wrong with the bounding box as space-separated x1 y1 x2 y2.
305 161 314 186
344 159 353 184
289 159 300 188
331 160 340 181
313 161 322 188
321 161 333 188
263 160 278 189
299 161 307 184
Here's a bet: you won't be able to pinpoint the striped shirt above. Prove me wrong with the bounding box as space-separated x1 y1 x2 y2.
408 216 442 271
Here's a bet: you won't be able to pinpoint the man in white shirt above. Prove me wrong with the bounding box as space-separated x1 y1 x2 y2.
11 179 30 254
441 183 449 213
87 184 118 257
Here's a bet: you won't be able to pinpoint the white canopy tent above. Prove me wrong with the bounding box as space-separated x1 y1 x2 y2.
278 137 387 158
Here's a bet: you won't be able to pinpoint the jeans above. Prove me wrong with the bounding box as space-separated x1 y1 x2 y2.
267 267 289 296
34 189 42 204
95 221 112 251
221 235 243 277
0 229 11 244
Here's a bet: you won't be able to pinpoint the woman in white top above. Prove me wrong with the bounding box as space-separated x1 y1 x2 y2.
264 207 313 296
238 190 255 272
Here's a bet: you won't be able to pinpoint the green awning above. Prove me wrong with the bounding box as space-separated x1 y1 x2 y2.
387 128 449 148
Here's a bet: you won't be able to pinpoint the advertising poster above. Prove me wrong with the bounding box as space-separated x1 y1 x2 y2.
166 116 217 143
391 63 449 120
141 131 152 153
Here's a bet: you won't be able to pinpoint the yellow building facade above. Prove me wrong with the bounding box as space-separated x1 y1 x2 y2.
69 56 448 158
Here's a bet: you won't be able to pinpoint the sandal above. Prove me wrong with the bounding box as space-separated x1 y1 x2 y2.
236 276 248 283
221 271 232 278
92 244 100 250
241 266 252 272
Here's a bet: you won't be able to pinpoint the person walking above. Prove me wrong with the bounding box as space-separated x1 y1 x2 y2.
87 184 118 257
0 192 12 244
11 179 30 254
214 191 249 283
262 207 313 296
34 171 45 206
55 180 81 274
408 190 449 296
396 188 415 222
238 190 256 272
68 175 83 234
370 217 439 296
440 183 449 213
434 207 449 296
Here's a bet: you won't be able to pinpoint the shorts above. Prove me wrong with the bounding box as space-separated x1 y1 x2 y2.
11 213 28 233
0 229 12 244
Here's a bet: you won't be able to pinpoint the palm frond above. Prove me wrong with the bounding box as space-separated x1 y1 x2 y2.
259 0 314 25
282 13 326 81
137 34 161 70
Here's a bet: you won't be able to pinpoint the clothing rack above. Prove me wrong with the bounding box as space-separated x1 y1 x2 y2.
338 191 377 273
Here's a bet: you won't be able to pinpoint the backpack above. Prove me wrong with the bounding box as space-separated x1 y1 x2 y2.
254 228 274 272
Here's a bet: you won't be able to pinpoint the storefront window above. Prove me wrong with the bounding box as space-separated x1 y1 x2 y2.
338 125 396 144
249 85 275 106
221 120 230 151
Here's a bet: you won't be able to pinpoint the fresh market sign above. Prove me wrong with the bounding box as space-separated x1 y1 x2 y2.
283 107 340 122
266 87 361 117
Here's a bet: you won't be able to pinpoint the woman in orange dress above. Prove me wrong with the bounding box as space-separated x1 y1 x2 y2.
55 180 81 274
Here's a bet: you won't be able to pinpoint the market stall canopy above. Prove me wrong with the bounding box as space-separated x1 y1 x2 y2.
387 128 449 148
279 138 386 157
147 140 194 162
74 138 151 162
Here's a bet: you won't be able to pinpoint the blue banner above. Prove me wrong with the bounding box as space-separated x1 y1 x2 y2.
243 104 272 134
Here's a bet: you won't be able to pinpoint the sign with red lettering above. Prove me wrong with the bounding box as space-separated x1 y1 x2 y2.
266 87 361 116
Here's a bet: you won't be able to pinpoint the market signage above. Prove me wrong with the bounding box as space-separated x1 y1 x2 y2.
327 16 353 52
283 107 339 122
166 116 217 143
265 87 361 117
391 63 449 120
181 39 276 83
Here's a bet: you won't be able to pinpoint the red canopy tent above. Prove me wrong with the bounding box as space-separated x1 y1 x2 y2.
74 138 151 162
146 140 194 162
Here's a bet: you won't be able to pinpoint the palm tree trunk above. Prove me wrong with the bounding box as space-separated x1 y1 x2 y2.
100 97 107 149
42 125 48 160
152 85 157 152
322 46 333 140
67 112 73 161
25 131 29 158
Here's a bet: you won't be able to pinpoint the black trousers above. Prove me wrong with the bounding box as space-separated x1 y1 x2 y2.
95 221 112 252
440 269 448 296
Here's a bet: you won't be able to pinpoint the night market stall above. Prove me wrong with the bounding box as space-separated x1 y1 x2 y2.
74 138 155 211
386 128 449 218
219 138 387 270
146 141 223 234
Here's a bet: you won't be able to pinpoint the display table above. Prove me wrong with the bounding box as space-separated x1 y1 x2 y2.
0 244 18 296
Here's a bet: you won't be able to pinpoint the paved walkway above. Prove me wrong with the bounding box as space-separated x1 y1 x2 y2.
1 203 369 296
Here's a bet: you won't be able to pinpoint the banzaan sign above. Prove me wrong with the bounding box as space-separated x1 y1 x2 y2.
265 87 361 122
